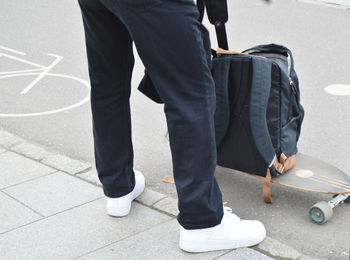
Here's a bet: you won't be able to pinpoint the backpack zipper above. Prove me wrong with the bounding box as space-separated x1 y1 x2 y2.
287 77 297 120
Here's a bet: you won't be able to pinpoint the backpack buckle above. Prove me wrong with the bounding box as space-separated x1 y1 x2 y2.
273 157 285 176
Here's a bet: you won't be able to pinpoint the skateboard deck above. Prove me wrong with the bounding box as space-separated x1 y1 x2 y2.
241 153 350 194
270 153 350 194
241 153 350 224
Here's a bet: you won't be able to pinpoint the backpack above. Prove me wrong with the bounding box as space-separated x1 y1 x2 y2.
212 45 304 202
197 0 305 202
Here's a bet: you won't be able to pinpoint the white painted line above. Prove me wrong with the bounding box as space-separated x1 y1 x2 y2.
317 0 350 7
0 45 26 55
1 53 45 69
0 72 90 117
20 53 63 95
324 84 350 96
298 0 350 8
0 68 43 76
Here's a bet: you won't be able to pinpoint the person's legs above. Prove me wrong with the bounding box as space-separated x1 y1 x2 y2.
78 0 266 252
99 0 224 229
78 0 137 199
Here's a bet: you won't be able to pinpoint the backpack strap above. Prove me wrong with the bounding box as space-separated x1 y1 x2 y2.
248 57 287 203
263 168 275 203
263 154 296 203
197 0 205 23
249 58 281 173
263 156 285 203
196 0 229 50
280 153 296 171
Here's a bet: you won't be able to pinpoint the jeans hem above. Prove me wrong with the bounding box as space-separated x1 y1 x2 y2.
177 206 224 230
102 176 136 198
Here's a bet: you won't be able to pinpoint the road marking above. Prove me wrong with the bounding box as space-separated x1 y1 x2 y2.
0 45 26 55
1 53 45 69
0 68 43 76
324 84 350 96
298 0 350 8
0 48 89 117
317 0 350 6
20 53 63 95
0 72 90 117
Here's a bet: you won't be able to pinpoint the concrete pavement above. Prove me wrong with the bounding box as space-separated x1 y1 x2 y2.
0 128 320 259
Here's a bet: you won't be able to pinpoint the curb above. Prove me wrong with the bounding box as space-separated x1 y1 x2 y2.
0 128 321 260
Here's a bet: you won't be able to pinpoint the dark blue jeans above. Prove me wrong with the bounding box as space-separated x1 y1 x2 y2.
78 0 223 229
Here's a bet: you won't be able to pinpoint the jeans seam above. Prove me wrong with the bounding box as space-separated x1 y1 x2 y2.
122 37 135 193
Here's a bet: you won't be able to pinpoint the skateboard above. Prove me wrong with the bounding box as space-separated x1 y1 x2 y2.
243 153 350 224
162 153 350 224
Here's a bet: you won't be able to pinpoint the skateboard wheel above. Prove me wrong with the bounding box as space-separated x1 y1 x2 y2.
309 201 333 224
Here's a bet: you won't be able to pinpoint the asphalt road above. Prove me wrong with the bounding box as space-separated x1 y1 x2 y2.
1 0 349 258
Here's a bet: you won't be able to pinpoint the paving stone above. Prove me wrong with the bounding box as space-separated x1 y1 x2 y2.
0 199 171 260
0 146 6 154
299 255 324 260
3 172 104 216
216 248 273 260
257 236 302 260
153 196 179 216
136 188 167 206
41 154 91 174
0 191 42 233
76 219 228 260
0 130 24 148
0 151 56 189
10 142 52 161
76 169 102 187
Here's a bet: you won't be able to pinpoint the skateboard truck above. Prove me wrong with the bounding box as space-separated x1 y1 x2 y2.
309 192 350 224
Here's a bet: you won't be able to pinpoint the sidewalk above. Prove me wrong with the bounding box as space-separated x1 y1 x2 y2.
0 128 318 260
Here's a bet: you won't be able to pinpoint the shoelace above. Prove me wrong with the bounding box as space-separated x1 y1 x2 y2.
224 206 232 213
223 205 241 223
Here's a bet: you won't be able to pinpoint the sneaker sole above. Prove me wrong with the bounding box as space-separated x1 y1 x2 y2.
179 233 266 253
107 184 145 217
106 172 145 217
107 206 131 217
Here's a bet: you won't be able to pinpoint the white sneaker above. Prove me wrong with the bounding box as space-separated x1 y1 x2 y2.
106 169 145 217
179 206 266 253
